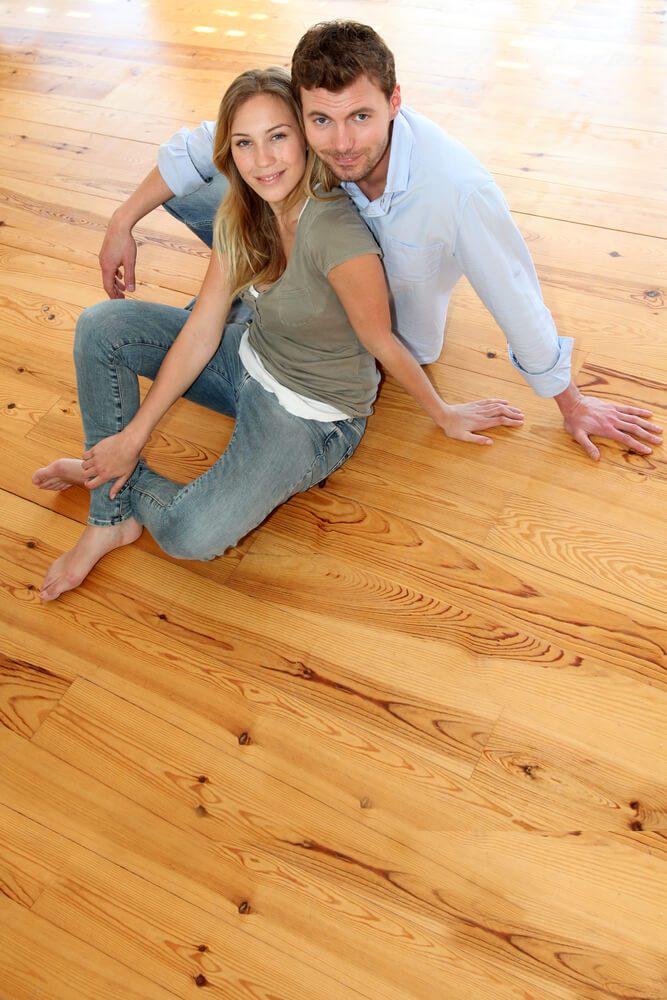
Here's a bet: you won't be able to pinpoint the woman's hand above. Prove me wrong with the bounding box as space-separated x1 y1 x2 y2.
82 429 143 498
437 398 524 444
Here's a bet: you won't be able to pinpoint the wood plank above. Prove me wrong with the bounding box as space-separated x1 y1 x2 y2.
0 362 61 435
1 3 666 998
485 493 667 612
227 507 667 696
0 726 534 1000
0 246 189 310
0 652 71 739
469 712 667 834
0 491 505 815
0 90 191 144
0 894 183 1000
0 803 374 1000
25 677 667 1000
0 175 207 293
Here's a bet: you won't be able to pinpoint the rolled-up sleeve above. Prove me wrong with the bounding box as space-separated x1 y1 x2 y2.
454 181 573 397
157 121 218 198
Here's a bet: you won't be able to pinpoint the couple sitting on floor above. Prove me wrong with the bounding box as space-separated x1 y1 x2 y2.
34 20 662 602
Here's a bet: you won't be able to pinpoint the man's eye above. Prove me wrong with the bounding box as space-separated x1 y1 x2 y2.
314 117 329 126
355 114 369 122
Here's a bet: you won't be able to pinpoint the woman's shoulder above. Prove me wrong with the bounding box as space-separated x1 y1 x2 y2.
298 189 380 275
304 186 359 220
302 187 372 241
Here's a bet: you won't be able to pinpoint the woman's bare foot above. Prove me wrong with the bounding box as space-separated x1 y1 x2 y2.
40 518 143 602
33 458 88 492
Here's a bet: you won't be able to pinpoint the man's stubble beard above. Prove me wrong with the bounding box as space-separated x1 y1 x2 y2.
319 133 390 184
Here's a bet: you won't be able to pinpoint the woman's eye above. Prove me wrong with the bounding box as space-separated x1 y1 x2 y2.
271 132 286 141
236 139 250 148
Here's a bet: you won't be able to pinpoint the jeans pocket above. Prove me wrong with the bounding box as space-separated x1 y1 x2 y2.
309 419 365 487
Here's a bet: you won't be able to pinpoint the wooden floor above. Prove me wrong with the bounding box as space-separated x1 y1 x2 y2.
1 1 666 997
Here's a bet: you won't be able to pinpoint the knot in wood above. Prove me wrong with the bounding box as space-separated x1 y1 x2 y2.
238 900 251 914
194 974 208 987
238 731 251 746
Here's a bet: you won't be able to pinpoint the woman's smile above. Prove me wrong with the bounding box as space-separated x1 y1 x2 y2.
231 93 307 212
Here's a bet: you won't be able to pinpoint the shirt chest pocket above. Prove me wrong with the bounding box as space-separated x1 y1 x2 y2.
383 238 445 282
277 287 315 326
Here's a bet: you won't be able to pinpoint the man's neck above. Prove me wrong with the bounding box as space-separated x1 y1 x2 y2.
356 127 394 202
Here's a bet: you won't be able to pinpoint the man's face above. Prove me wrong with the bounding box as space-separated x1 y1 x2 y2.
301 75 401 184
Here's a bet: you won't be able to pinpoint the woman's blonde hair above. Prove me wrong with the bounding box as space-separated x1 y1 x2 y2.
212 67 336 298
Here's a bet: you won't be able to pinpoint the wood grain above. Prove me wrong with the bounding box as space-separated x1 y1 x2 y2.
1 2 666 998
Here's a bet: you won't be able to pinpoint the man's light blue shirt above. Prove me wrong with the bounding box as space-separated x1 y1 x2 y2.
158 108 573 396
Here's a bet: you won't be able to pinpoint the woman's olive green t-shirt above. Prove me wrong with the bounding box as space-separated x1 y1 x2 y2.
243 189 383 419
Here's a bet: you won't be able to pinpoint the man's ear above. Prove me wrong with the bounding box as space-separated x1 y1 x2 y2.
389 84 402 120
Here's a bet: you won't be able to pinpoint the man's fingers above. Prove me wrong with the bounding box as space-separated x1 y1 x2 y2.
615 405 653 418
616 422 662 443
574 430 600 462
603 427 651 454
101 266 116 298
618 414 663 433
464 432 493 446
123 257 136 293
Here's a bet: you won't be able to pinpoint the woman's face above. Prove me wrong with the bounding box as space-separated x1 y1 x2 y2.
230 93 307 211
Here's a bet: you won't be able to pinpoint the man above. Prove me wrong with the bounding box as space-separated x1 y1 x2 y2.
98 20 662 460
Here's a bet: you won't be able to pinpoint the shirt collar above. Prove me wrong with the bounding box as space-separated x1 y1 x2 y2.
342 109 413 216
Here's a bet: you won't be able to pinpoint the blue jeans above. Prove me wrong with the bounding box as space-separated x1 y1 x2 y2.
74 299 366 560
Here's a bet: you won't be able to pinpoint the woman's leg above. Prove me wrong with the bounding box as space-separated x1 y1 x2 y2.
129 376 366 562
38 301 247 600
75 299 245 523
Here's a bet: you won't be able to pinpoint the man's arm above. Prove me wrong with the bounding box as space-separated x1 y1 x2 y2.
454 182 662 459
99 167 175 299
99 121 218 298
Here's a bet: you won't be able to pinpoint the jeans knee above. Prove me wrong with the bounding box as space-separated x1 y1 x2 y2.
156 516 238 562
74 300 125 367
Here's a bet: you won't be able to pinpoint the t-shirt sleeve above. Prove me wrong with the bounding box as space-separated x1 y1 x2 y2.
306 197 382 276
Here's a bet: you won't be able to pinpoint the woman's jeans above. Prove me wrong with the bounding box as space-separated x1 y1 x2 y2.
74 300 366 560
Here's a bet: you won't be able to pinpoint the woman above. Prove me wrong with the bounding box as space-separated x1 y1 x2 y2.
34 68 520 601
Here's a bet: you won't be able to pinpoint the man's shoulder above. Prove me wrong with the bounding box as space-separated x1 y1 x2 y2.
401 107 493 193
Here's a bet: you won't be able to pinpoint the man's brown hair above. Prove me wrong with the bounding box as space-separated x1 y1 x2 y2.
291 20 396 99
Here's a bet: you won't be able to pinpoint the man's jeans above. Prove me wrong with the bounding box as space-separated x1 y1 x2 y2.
74 300 366 560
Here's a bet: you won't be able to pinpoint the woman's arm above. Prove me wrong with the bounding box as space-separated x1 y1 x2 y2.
327 255 524 445
83 251 233 495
